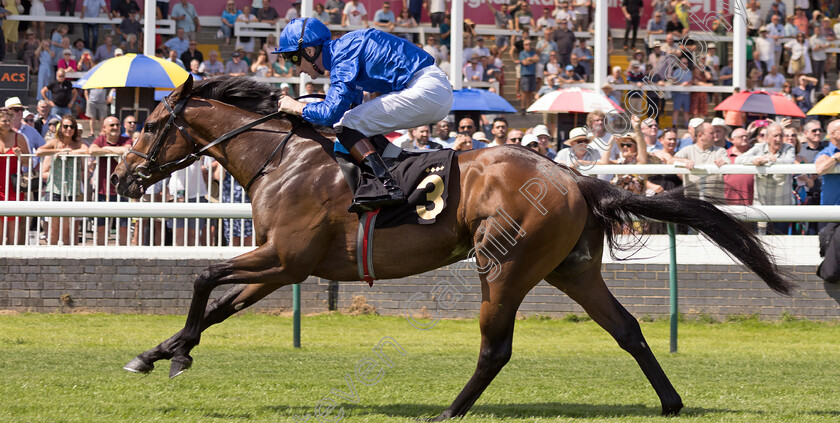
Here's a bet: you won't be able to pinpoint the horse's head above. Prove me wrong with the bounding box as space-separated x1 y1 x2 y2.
112 75 198 199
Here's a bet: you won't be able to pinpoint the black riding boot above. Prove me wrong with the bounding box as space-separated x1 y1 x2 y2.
347 151 405 213
347 138 406 213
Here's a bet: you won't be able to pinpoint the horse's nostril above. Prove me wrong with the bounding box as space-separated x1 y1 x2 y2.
110 173 120 187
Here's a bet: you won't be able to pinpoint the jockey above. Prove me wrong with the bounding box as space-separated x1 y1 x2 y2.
274 17 453 213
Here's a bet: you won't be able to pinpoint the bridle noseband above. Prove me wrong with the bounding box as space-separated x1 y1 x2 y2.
127 96 196 179
125 94 294 191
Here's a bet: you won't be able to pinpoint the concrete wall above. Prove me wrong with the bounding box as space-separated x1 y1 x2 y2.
2 258 839 320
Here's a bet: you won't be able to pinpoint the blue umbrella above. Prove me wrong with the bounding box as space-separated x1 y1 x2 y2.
450 88 516 113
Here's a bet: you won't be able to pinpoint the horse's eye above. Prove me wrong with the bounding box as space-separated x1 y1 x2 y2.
144 123 154 132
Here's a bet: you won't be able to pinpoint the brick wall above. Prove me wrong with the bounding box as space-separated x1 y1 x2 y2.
2 259 839 320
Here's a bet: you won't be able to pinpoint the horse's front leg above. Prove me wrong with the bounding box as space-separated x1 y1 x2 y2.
168 243 309 377
124 282 279 374
129 243 303 378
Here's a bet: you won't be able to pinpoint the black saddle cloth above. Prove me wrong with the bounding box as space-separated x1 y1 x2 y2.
335 135 456 229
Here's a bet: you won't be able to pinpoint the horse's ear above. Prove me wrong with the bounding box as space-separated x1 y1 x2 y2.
172 74 194 102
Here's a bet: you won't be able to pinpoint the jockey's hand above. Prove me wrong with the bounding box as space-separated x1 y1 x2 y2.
278 95 305 116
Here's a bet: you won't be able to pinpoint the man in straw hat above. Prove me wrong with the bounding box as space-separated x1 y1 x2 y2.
555 127 600 167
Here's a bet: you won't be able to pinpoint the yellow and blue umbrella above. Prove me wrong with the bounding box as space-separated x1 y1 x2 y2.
73 53 190 89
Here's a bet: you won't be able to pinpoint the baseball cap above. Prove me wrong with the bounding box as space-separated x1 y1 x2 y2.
759 26 768 32
532 124 551 137
710 117 727 128
280 82 291 89
114 48 124 56
565 65 574 71
688 118 705 128
4 97 25 109
520 133 539 147
472 131 489 142
629 60 641 67
231 51 242 57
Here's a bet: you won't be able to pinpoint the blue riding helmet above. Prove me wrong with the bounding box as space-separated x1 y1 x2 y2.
274 18 331 66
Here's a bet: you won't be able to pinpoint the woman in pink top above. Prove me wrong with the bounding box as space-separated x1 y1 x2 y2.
57 49 77 74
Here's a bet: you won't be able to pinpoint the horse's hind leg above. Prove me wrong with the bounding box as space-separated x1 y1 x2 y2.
546 268 684 415
124 282 278 374
430 281 526 421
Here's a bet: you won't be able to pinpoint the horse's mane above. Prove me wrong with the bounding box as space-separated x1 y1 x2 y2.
190 75 336 134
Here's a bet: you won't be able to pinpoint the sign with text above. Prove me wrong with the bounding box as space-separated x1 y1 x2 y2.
0 64 30 104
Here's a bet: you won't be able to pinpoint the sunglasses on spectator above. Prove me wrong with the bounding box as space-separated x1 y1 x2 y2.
509 137 523 142
620 142 635 148
527 142 539 148
459 125 474 130
125 120 136 124
24 118 34 123
810 129 823 133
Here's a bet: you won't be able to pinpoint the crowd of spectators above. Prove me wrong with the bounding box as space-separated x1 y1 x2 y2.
383 107 838 237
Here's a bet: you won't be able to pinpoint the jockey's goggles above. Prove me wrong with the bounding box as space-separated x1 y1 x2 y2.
281 17 322 66
282 51 303 66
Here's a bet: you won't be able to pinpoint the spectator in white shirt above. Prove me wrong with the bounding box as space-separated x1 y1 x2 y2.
423 35 446 64
285 1 301 20
342 0 367 27
536 7 556 31
463 54 484 81
754 26 776 70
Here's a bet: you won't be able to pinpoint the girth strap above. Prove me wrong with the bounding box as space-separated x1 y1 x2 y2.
356 208 380 287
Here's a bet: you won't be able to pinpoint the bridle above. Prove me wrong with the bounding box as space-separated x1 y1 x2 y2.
125 95 297 192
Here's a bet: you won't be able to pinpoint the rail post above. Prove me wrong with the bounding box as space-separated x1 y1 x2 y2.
667 222 678 353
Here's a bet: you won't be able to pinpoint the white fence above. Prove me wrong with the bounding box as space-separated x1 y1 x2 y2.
1 154 839 248
0 154 253 248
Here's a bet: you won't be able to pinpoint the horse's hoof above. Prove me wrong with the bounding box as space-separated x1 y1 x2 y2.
169 356 192 379
424 411 452 421
123 357 155 374
662 401 684 416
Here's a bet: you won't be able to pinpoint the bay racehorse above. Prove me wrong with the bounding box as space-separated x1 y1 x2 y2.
112 75 794 420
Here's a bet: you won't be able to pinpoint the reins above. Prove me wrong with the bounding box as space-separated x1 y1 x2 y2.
126 95 300 192
244 119 298 191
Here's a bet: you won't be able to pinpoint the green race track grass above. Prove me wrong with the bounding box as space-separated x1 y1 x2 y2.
0 312 839 422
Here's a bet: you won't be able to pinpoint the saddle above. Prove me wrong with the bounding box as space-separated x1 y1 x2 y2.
334 135 456 229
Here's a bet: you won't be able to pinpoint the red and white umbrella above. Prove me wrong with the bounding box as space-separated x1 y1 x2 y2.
527 87 624 114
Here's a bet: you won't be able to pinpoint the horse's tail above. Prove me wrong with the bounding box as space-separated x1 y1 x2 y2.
575 176 795 296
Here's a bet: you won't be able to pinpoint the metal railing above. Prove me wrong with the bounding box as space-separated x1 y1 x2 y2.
7 14 176 34
2 155 839 247
0 154 254 248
